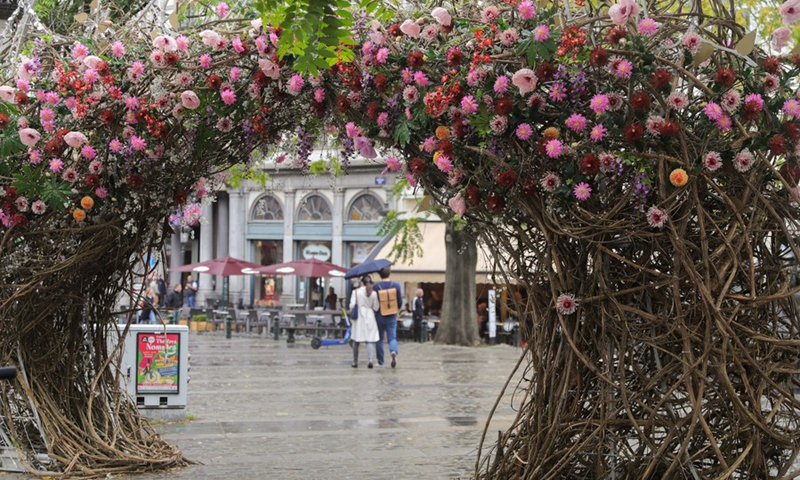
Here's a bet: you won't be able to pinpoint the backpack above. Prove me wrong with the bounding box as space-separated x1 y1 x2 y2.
378 285 399 316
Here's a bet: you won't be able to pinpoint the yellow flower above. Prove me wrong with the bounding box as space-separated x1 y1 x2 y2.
73 209 86 221
669 168 689 187
80 196 94 210
433 151 442 163
543 127 560 140
435 126 450 140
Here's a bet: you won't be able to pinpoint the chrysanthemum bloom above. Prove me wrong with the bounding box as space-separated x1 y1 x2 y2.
500 28 519 46
414 71 429 87
216 2 229 17
130 136 146 151
28 150 41 164
533 25 550 41
95 187 109 199
216 117 233 132
638 18 659 36
556 293 578 315
669 168 689 187
15 197 28 212
490 115 508 134
590 94 610 114
612 58 633 78
287 75 305 95
783 100 800 118
734 149 755 172
573 182 592 201
646 115 664 136
516 123 533 140
71 42 89 61
109 139 123 153
111 41 126 56
517 0 536 19
703 151 722 171
703 102 725 121
646 206 667 228
89 160 103 173
72 208 86 221
434 152 454 173
461 95 479 114
590 124 607 142
436 126 450 140
62 168 78 183
31 200 46 215
494 75 510 94
566 113 588 132
682 32 702 54
81 196 94 210
764 74 780 92
220 88 236 105
123 96 139 110
715 115 732 131
549 82 567 101
541 172 561 192
543 127 560 139
80 145 96 160
667 92 689 110
722 90 742 112
481 5 500 23
545 139 564 158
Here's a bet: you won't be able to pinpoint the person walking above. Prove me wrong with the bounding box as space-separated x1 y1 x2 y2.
412 288 425 342
184 274 198 308
373 266 402 368
349 275 379 368
138 287 158 324
165 283 183 324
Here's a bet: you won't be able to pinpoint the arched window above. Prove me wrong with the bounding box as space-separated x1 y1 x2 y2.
348 194 384 221
297 195 332 221
252 195 284 221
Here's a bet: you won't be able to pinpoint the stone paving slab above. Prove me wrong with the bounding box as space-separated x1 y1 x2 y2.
1 334 525 479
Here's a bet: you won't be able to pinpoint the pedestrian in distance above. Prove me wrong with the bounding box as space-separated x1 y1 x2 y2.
165 283 183 324
412 288 425 342
184 274 198 308
373 266 402 368
350 275 379 368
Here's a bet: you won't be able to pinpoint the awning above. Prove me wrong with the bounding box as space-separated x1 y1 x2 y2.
369 222 499 285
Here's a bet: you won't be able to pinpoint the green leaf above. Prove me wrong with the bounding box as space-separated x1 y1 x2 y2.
394 122 411 147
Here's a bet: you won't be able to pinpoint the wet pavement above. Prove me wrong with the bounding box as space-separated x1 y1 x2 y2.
2 333 525 479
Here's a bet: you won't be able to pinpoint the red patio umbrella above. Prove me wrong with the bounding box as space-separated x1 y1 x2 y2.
171 256 262 276
256 258 347 278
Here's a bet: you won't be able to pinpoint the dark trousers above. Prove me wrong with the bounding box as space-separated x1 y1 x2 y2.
413 319 423 342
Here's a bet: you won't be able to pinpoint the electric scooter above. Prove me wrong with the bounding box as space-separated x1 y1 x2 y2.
310 306 353 350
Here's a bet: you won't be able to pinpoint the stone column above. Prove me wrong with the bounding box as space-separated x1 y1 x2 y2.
331 191 345 296
228 190 247 305
197 202 215 306
282 190 295 299
216 193 229 258
169 231 183 289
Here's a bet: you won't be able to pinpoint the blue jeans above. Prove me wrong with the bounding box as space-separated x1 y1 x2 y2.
375 315 397 365
187 296 196 308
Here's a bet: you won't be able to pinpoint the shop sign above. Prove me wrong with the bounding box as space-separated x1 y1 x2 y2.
302 244 331 261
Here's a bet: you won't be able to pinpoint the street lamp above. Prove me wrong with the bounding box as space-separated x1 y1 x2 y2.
0 0 18 21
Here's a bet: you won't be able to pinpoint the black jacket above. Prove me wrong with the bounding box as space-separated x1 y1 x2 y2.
165 290 183 309
412 296 424 321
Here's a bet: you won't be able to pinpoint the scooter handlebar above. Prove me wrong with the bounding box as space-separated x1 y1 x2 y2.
0 367 17 380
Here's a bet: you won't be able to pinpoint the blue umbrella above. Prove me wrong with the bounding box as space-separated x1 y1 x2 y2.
344 259 393 279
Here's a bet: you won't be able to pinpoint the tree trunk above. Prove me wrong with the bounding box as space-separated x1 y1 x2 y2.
435 222 480 346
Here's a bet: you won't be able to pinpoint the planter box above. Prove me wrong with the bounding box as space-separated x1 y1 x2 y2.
205 322 215 332
178 319 188 326
189 322 200 331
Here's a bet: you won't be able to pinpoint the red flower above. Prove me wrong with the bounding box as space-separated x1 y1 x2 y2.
373 74 388 93
206 74 222 90
658 120 681 138
769 135 788 156
494 97 513 115
5 186 17 198
252 70 268 87
312 102 326 117
742 101 761 122
764 56 781 74
650 69 672 90
366 101 380 120
45 135 66 157
497 170 518 187
589 47 608 67
486 194 505 213
535 62 556 82
409 158 427 175
466 185 481 206
446 47 464 66
387 24 402 37
579 154 600 175
126 174 143 189
606 26 626 44
714 67 736 88
784 122 800 142
438 140 454 155
11 214 27 227
336 95 350 112
165 52 180 66
792 53 800 69
629 91 652 112
407 51 425 69
521 179 538 197
175 189 188 206
348 73 362 92
98 109 115 125
15 92 28 106
780 163 800 185
84 174 100 188
623 122 644 143
0 113 9 130
452 119 467 139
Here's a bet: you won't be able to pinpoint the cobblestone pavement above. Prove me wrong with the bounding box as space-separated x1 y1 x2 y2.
2 333 525 480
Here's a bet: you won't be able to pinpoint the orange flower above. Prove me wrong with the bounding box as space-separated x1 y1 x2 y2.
669 168 689 187
73 209 86 221
543 127 560 140
80 196 94 210
435 126 450 140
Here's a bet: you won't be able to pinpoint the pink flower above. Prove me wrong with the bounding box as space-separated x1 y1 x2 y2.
413 71 429 87
355 137 377 158
71 42 89 61
181 91 201 110
111 42 126 57
345 122 362 139
611 58 633 78
589 94 610 115
667 92 688 110
49 158 64 172
80 145 96 160
722 90 741 112
512 69 537 96
39 108 54 122
734 149 755 172
703 102 724 121
19 128 40 147
500 28 519 46
435 153 453 173
130 61 145 77
682 32 702 54
784 100 800 118
232 37 246 54
220 88 236 105
461 95 479 114
646 206 667 228
95 187 108 199
31 200 46 215
0 86 14 103
313 88 326 103
490 115 508 134
89 160 103 173
15 78 29 93
646 115 664 135
403 86 419 103
448 168 464 187
422 136 437 153
703 151 722 171
545 139 564 158
130 136 146 151
176 36 190 51
549 83 567 102
216 117 233 132
556 293 578 315
772 26 793 50
153 35 177 52
199 54 212 68
494 75 510 94
421 24 439 42
400 19 421 37
216 1 229 16
15 196 28 212
62 168 78 183
29 150 41 164
516 123 533 140
83 68 99 84
541 172 561 191
590 124 608 142
533 25 550 41
518 0 536 20
745 93 764 110
599 153 617 173
573 182 592 201
449 192 466 216
481 6 500 23
109 139 123 153
715 115 732 131
45 91 59 105
377 112 390 127
200 30 222 47
780 0 800 25
609 0 640 25
287 75 305 95
258 59 280 80
375 48 390 64
383 155 403 174
431 7 452 26
565 113 588 132
638 18 658 36
764 74 780 92
228 67 241 82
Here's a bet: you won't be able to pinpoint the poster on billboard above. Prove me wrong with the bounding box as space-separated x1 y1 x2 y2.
136 332 180 394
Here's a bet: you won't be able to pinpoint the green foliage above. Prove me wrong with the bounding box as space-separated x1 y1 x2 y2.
377 212 423 266
225 163 271 190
